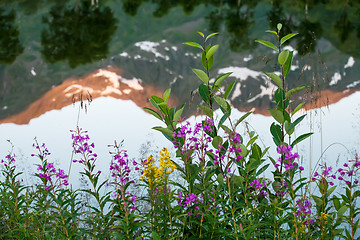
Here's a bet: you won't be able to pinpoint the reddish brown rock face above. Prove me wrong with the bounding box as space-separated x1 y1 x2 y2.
0 67 178 125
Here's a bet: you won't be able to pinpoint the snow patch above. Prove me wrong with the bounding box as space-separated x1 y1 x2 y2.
134 41 169 60
243 55 253 62
231 83 241 100
303 65 311 71
283 45 298 56
329 72 341 86
344 57 355 69
218 67 263 81
31 67 36 76
346 80 360 89
2 106 7 110
119 52 129 58
171 46 178 51
247 83 276 103
123 89 132 94
121 78 143 90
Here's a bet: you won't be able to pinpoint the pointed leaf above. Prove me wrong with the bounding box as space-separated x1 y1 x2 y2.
224 80 236 99
183 42 203 50
151 95 164 103
235 112 252 127
143 107 162 121
292 102 305 116
266 30 278 35
285 85 307 99
205 32 219 42
280 33 298 45
152 126 173 138
163 88 171 101
198 32 204 38
206 45 219 59
281 50 293 77
270 123 282 146
192 68 209 84
198 105 213 118
214 72 232 88
277 23 282 32
174 103 185 122
291 133 313 148
278 50 289 65
268 108 284 123
214 96 227 110
198 84 211 105
264 72 282 88
337 205 348 217
255 40 278 51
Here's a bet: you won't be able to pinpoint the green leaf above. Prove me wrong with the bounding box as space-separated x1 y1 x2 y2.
151 231 161 240
312 195 323 207
214 96 227 110
235 112 252 127
212 136 223 149
277 23 282 32
199 84 211 105
157 102 169 114
284 121 294 135
198 32 204 38
278 50 289 65
206 45 219 59
198 105 213 118
183 42 203 50
151 95 164 103
220 124 232 134
214 72 232 88
143 107 162 121
291 133 313 148
327 185 336 196
255 40 278 51
292 102 305 116
152 126 173 138
337 205 348 217
224 80 236 99
257 164 270 176
174 103 185 122
270 123 282 146
192 68 209 84
264 72 282 88
333 197 340 211
266 30 278 35
282 51 293 77
205 32 219 42
285 85 307 99
149 98 159 109
268 108 284 123
280 33 298 45
163 88 171 101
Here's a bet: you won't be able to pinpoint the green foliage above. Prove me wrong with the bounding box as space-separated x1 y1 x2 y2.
0 26 359 240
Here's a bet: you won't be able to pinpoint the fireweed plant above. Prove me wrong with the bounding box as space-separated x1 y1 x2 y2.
0 25 359 239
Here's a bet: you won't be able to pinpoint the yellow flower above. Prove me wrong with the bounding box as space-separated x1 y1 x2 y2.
320 212 330 224
141 148 177 190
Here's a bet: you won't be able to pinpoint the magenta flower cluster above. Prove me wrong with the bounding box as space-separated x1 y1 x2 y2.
36 163 69 190
177 192 204 216
71 127 98 164
275 145 303 171
172 120 214 163
249 179 267 197
312 163 336 186
31 140 68 190
109 142 139 185
337 155 360 187
1 153 15 168
295 197 313 225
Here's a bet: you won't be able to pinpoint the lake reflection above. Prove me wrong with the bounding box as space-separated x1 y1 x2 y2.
0 0 359 182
